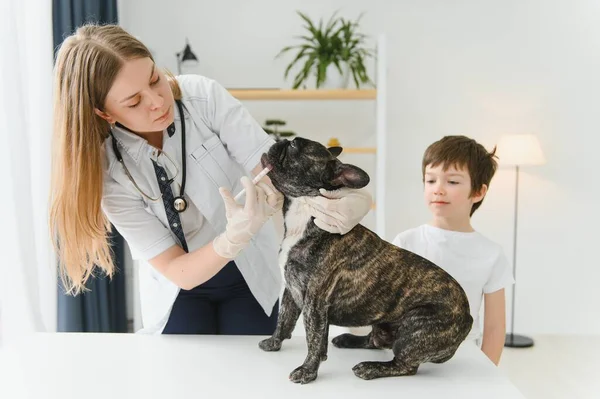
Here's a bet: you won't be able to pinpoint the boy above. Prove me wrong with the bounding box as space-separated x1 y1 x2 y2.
392 135 514 365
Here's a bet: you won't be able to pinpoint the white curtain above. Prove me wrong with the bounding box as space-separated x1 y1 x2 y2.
0 0 56 346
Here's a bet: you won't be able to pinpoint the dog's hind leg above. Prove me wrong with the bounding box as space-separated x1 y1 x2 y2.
352 358 419 380
332 331 375 349
332 323 394 349
429 348 457 364
352 306 463 380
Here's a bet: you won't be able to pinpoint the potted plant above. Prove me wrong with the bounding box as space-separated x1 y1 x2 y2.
263 119 296 141
276 11 375 89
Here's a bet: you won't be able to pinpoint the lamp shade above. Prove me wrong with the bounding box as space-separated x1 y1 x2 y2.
495 134 545 166
180 43 198 62
176 38 200 75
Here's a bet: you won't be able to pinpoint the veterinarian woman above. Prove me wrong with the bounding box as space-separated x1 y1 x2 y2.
49 24 372 335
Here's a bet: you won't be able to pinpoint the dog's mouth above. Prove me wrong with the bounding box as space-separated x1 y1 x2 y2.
261 140 290 171
260 153 271 169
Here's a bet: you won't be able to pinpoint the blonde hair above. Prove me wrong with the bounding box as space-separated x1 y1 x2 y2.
50 23 181 294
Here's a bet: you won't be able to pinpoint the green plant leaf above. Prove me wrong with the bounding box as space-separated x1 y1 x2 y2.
318 16 323 36
265 119 286 126
356 54 371 82
295 35 318 45
283 47 315 78
297 11 318 36
350 66 361 88
292 52 317 88
316 60 328 88
324 10 340 36
280 10 375 88
332 59 344 75
275 45 295 58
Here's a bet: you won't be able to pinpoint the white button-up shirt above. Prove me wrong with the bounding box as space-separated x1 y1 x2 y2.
102 75 282 334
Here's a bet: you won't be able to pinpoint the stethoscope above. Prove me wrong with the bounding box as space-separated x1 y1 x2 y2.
110 100 188 213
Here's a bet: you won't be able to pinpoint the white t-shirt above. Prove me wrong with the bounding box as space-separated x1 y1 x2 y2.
391 224 514 342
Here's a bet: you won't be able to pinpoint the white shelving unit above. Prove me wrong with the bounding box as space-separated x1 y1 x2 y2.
228 35 387 238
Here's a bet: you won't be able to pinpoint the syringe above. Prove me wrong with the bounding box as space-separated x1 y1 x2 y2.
233 166 273 201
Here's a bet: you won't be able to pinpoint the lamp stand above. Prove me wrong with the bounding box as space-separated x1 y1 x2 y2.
505 165 534 348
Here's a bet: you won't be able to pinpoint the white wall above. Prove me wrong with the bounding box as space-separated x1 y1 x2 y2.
119 0 600 335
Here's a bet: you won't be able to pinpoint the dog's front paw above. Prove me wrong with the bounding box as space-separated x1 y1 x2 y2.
289 365 318 384
259 337 282 352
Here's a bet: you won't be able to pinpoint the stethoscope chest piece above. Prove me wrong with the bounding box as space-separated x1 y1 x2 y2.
173 196 188 213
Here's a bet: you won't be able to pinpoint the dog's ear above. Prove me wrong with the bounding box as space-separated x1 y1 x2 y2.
328 146 343 158
329 163 370 189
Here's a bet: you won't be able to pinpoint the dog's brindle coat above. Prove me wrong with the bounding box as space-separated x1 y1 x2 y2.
258 137 473 384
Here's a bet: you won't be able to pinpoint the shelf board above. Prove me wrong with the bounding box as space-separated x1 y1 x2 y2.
341 147 377 154
228 89 377 101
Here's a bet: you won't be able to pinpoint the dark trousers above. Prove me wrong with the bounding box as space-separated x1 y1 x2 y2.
162 261 278 335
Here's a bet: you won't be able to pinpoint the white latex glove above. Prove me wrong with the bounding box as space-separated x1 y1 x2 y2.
213 176 283 258
304 187 373 234
260 181 284 217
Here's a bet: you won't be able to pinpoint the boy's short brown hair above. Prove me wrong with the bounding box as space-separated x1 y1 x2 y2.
422 135 498 216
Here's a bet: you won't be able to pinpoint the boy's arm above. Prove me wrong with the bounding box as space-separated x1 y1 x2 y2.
481 289 507 365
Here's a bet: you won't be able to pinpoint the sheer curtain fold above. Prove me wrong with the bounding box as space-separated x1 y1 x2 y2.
0 0 55 346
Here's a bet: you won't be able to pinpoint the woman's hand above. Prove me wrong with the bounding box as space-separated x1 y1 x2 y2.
304 187 373 234
213 176 283 258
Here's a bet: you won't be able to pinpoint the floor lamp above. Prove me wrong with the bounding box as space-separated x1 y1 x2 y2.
496 134 545 348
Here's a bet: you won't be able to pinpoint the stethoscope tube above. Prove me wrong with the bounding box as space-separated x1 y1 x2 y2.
110 99 188 213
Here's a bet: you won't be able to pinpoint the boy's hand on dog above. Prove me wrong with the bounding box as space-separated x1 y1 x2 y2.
304 187 373 234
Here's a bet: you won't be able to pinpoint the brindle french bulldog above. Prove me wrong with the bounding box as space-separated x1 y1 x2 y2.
258 137 472 384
